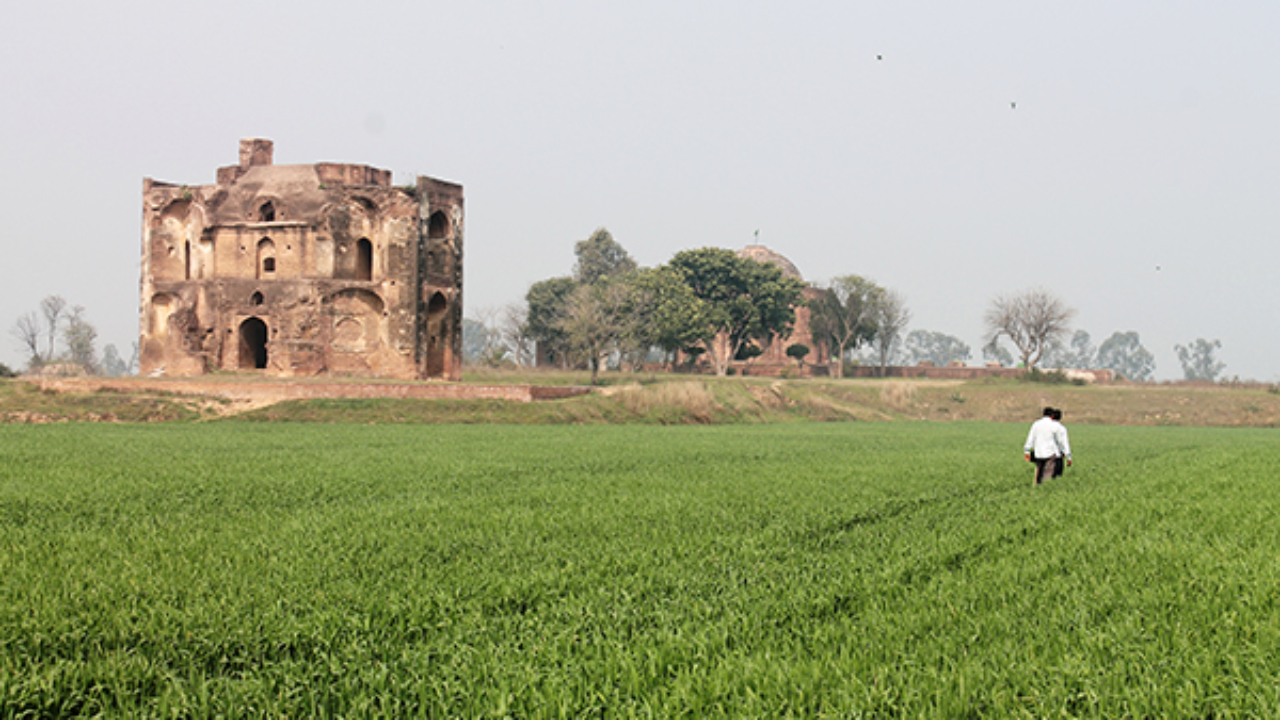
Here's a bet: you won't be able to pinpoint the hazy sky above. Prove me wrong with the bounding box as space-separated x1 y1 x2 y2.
3 1 1278 379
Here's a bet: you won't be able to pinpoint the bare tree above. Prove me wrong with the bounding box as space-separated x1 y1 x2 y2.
559 281 632 384
469 305 509 366
499 302 531 367
63 305 99 374
11 312 43 367
39 295 67 362
869 289 910 376
983 289 1075 369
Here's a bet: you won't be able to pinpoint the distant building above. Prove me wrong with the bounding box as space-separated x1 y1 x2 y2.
670 245 829 376
139 139 463 380
731 245 828 374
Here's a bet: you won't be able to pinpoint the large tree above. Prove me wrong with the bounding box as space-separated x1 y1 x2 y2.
666 248 804 376
1175 338 1225 381
524 276 579 368
628 266 708 367
573 228 636 285
1096 331 1155 381
810 275 884 378
903 330 971 367
983 289 1075 369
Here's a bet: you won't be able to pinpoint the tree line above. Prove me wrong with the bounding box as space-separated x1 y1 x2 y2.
467 229 1229 384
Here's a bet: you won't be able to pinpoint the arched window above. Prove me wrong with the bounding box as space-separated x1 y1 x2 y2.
428 211 449 239
250 291 264 306
356 238 373 281
259 201 276 222
257 238 276 279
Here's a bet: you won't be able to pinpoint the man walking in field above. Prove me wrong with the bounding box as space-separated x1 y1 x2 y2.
1024 407 1071 485
1051 408 1069 479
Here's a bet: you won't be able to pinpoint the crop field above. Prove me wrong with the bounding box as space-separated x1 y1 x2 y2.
1 421 1279 717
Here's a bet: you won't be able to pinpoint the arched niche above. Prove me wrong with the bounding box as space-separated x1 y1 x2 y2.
325 288 385 352
427 291 448 322
159 199 191 225
321 199 378 280
424 291 449 377
149 293 179 337
428 210 450 239
151 199 197 281
257 238 276 279
328 287 384 316
356 238 373 281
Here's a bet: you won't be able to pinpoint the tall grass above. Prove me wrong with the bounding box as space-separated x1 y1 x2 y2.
1 422 1278 716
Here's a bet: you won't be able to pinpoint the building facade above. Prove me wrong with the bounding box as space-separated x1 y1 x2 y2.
139 139 463 380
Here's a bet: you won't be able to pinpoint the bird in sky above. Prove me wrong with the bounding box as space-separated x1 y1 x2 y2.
1011 101 1017 109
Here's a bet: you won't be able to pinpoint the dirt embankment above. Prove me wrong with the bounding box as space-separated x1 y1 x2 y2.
4 376 1279 426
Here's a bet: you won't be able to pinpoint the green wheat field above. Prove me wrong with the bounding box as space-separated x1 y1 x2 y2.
2 421 1278 717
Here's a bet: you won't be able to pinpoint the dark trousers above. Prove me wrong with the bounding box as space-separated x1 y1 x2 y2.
1034 456 1059 484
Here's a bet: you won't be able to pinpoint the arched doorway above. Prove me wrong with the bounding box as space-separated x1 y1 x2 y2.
239 317 269 369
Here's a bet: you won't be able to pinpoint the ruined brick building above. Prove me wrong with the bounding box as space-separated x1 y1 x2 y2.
731 245 829 374
649 245 830 376
139 139 463 380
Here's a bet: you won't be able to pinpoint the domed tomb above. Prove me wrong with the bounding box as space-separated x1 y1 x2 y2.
737 244 803 280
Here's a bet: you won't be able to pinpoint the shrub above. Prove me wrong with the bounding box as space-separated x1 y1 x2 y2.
1021 367 1071 385
786 344 811 362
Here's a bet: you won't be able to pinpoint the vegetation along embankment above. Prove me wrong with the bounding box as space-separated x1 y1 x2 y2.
3 373 1280 426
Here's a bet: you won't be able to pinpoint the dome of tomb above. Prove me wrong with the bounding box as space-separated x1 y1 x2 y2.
737 245 803 281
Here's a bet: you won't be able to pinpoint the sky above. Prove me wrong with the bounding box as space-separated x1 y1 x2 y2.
2 1 1278 380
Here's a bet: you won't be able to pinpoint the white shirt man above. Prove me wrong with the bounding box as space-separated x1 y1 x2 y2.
1024 407 1072 485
